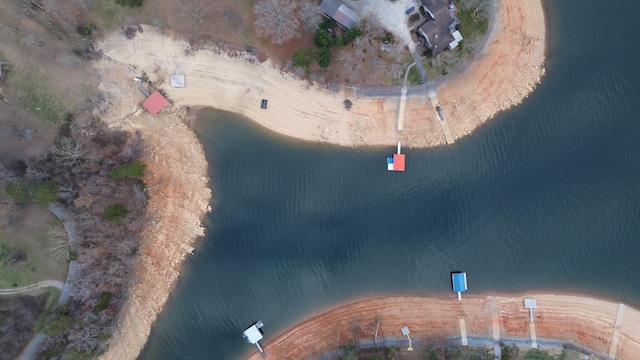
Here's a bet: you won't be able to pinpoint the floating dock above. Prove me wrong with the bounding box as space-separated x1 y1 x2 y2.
452 272 468 301
387 142 406 172
243 321 266 357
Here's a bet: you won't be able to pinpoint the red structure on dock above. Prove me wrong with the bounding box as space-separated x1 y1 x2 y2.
387 142 406 172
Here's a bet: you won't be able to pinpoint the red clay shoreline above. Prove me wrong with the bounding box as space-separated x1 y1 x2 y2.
245 293 640 360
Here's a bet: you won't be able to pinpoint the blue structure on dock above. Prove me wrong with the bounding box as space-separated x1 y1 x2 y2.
452 272 468 301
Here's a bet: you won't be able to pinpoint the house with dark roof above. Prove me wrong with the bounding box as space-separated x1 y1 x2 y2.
418 0 463 55
319 0 360 30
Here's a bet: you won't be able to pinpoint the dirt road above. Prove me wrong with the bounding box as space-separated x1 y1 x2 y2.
0 280 63 296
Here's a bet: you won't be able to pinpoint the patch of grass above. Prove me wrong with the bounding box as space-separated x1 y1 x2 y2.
103 203 128 223
0 243 38 288
457 3 489 44
5 179 31 202
108 161 146 179
523 349 554 360
34 287 61 331
408 65 421 84
33 181 58 205
94 0 128 31
41 304 73 336
501 345 520 360
62 350 94 360
5 179 58 205
94 292 112 313
5 65 68 122
0 241 9 260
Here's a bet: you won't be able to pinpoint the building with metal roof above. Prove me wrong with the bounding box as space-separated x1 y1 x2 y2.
243 321 266 357
319 0 360 29
452 272 467 301
142 90 168 116
387 142 406 172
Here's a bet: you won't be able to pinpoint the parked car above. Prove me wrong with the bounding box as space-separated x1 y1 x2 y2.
405 6 415 15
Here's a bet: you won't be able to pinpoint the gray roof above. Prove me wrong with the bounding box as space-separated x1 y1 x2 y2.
319 0 360 29
418 0 457 54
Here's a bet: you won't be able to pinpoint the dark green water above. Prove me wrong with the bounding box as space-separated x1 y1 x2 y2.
140 1 640 359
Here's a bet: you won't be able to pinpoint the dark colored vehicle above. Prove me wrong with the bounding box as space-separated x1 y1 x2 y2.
405 6 415 15
261 99 268 109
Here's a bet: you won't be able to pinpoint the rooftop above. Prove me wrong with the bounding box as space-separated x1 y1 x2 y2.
319 0 360 29
142 91 169 116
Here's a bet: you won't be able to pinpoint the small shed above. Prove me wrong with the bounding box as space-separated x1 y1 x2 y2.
452 272 467 301
387 142 406 172
319 0 360 29
243 321 266 357
143 90 169 116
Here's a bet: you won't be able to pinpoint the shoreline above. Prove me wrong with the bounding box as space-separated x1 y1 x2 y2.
93 0 546 358
245 293 640 360
95 0 546 149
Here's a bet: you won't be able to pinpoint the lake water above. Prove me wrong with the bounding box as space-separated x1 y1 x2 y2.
139 1 640 359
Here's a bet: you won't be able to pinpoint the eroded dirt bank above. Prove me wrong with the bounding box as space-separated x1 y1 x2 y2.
246 295 640 360
96 111 211 360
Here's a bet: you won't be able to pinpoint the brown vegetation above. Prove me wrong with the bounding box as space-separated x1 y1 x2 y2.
0 293 48 360
254 0 301 45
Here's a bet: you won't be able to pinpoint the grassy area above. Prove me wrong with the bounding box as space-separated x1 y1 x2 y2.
407 65 421 85
0 236 39 288
4 64 69 123
456 0 490 50
0 192 68 288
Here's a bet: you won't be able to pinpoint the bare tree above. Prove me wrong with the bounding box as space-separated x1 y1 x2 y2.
254 0 301 44
352 36 367 53
338 51 357 72
350 318 361 350
371 315 382 346
184 0 212 23
49 226 76 260
299 1 322 32
53 137 87 166
387 63 402 79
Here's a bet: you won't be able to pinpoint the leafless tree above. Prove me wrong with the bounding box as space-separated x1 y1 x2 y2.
371 315 382 346
184 0 212 23
49 226 76 260
299 1 322 32
254 0 301 44
53 137 87 166
352 36 367 53
338 51 357 72
351 318 361 349
387 63 402 79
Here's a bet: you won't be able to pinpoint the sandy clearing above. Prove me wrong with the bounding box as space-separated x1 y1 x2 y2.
245 295 640 360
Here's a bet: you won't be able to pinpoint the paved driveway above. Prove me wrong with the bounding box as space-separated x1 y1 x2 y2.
344 0 421 50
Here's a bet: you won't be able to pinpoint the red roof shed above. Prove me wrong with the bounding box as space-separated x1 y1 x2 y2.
393 154 405 171
143 91 168 116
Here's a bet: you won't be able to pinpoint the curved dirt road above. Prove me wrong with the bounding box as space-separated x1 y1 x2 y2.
0 280 63 296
